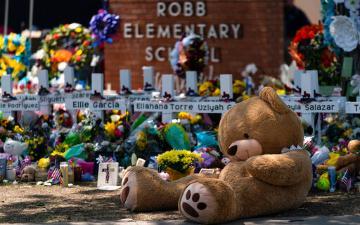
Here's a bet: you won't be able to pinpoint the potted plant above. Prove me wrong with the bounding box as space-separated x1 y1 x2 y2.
157 150 202 181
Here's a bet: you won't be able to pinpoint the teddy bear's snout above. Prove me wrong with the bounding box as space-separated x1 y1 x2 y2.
227 139 263 161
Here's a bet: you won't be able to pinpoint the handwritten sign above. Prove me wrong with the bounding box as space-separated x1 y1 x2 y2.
134 101 235 113
345 102 360 114
284 101 339 113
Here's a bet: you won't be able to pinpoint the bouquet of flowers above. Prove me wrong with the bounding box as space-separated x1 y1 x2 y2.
289 24 340 85
0 33 30 80
199 80 221 96
170 33 209 78
0 114 18 142
89 9 120 46
104 110 129 142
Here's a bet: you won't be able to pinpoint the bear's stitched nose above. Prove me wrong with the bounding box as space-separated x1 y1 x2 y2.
228 145 237 156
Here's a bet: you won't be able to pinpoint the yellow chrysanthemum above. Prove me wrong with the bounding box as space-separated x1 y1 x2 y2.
13 125 24 134
136 131 147 150
212 88 221 96
104 122 116 136
178 112 193 120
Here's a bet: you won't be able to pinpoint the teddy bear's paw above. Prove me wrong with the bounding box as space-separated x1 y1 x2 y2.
179 182 217 223
120 171 138 210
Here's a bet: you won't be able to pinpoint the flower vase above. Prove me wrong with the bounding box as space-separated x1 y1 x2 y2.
6 167 16 181
165 167 195 181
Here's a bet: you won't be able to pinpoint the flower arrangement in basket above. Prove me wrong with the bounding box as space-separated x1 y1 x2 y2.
157 150 202 180
289 24 340 85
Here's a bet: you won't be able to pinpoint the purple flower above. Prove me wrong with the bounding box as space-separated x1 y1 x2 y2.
89 9 120 44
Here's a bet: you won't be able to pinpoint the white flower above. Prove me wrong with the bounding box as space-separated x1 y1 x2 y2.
245 63 258 75
58 62 68 72
69 23 81 30
32 49 45 60
345 0 360 11
330 16 359 52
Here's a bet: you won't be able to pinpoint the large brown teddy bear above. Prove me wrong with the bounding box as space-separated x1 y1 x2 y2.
120 87 312 224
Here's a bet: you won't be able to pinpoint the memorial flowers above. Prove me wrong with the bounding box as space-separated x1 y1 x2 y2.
104 111 129 142
157 150 202 179
0 33 30 80
289 24 339 85
89 9 120 45
330 16 359 52
38 23 94 79
170 33 209 78
322 0 360 52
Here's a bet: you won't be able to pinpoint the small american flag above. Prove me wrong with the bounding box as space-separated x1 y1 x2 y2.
340 169 352 192
48 168 62 184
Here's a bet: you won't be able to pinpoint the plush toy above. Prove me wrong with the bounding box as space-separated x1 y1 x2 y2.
3 139 28 166
120 87 312 224
20 165 36 182
317 140 360 175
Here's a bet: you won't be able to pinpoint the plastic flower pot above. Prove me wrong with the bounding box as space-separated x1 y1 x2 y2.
165 167 195 181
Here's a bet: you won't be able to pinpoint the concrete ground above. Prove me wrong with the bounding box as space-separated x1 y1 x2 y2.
2 216 360 225
1 184 359 225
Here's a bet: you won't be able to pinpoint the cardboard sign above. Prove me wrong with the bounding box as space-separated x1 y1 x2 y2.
97 162 119 189
134 101 235 113
345 102 360 114
284 101 339 113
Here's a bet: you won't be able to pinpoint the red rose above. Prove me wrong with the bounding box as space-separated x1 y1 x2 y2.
53 33 60 40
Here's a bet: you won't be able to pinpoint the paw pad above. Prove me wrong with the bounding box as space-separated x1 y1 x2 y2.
180 182 215 222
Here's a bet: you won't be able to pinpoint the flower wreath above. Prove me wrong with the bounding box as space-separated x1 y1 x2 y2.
170 33 209 78
40 23 94 79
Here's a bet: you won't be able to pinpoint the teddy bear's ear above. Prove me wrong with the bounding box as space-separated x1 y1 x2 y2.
259 87 291 114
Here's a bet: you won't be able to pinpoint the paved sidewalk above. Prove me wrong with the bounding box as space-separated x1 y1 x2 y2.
3 215 360 225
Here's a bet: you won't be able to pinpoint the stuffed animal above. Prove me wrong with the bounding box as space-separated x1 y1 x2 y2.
120 87 312 224
317 140 360 176
3 139 28 166
20 165 36 182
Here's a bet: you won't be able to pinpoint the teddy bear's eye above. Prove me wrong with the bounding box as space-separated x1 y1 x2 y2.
244 133 250 139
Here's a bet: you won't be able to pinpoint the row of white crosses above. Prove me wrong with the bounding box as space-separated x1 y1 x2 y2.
1 67 358 130
282 70 360 144
0 67 235 123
